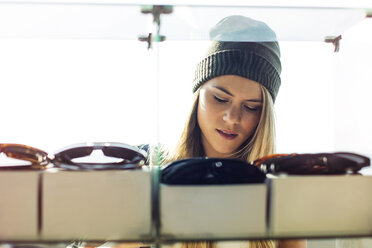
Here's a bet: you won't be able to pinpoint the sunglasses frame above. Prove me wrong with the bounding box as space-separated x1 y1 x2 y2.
0 143 50 170
253 152 370 175
52 142 147 170
161 157 266 185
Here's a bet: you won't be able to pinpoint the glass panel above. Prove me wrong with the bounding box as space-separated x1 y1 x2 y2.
0 0 371 242
156 40 338 152
0 3 147 39
163 6 366 41
333 38 372 176
275 41 335 153
156 16 372 169
0 2 367 41
0 39 157 152
157 41 209 148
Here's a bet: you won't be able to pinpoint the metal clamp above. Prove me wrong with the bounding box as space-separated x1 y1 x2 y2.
324 35 342 53
141 5 173 27
139 5 173 49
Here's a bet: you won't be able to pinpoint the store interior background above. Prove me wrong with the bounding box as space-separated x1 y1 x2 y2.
0 1 371 247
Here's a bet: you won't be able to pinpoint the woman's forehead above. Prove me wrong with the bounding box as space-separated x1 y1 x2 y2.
203 75 262 100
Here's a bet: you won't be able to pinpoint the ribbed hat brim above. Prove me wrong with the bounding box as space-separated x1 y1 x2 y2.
192 49 281 102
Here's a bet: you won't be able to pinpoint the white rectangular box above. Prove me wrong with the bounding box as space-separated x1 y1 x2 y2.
160 184 267 240
41 169 152 241
269 175 372 237
0 171 40 241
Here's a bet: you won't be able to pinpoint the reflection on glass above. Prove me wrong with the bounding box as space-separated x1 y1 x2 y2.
162 6 366 41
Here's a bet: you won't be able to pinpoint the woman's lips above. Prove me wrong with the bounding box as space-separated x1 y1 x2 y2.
217 129 238 140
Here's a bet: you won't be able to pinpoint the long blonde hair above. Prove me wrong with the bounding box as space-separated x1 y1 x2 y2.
163 85 277 248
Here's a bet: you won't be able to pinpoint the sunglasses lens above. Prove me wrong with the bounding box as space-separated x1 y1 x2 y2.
102 146 145 162
161 159 207 184
217 160 266 183
335 153 369 165
57 147 94 160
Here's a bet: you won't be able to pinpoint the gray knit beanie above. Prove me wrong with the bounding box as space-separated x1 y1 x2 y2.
192 15 281 102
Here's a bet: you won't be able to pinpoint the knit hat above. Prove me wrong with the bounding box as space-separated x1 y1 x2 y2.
192 15 281 102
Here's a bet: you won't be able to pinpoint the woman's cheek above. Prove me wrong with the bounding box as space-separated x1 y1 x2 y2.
205 96 221 114
198 92 209 112
199 96 215 116
241 114 261 135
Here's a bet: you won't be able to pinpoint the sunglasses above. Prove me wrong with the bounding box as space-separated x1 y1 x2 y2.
0 143 50 170
52 142 147 170
252 152 370 175
161 157 266 185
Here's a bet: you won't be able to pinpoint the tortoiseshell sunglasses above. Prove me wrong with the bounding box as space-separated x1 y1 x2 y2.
252 152 370 175
0 143 50 170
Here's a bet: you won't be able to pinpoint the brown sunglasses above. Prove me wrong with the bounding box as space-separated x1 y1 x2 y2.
0 143 50 170
252 152 370 175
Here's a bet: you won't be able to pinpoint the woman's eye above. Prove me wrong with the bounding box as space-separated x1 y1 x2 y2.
213 95 228 103
243 105 259 112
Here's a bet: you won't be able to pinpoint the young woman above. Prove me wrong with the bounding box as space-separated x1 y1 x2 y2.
112 15 305 248
162 15 307 248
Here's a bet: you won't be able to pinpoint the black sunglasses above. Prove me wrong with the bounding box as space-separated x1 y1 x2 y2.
52 142 147 170
253 152 370 175
161 157 266 185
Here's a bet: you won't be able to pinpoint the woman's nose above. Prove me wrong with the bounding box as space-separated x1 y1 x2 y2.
223 105 241 124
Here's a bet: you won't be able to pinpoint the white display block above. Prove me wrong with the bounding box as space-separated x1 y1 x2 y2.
41 169 152 241
268 175 372 237
0 171 40 241
160 184 267 240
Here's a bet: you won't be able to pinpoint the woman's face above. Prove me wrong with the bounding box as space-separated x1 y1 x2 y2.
197 75 262 158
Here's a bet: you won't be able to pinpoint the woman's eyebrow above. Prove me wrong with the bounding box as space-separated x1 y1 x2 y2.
246 99 263 103
214 86 262 103
214 86 233 96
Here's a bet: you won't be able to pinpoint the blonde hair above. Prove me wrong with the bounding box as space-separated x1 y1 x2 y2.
234 84 276 162
163 85 277 248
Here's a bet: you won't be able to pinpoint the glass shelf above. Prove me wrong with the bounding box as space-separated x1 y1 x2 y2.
162 6 367 41
0 3 146 39
0 1 369 41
